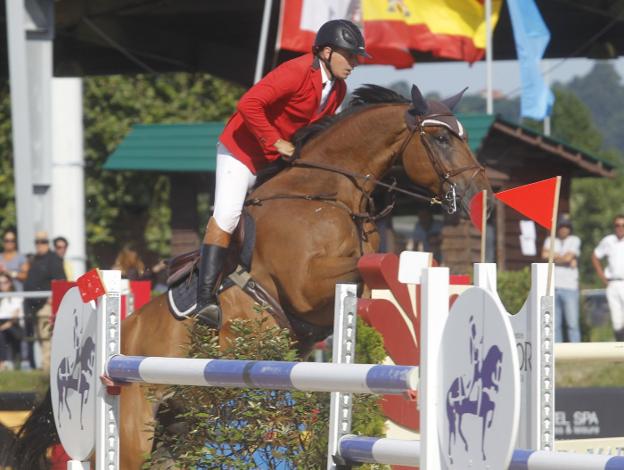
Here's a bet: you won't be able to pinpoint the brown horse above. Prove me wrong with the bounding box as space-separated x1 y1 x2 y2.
7 85 492 469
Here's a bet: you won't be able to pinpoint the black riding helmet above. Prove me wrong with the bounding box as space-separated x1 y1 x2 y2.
313 19 371 59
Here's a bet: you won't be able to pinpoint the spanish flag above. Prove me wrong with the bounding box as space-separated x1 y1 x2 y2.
278 0 504 68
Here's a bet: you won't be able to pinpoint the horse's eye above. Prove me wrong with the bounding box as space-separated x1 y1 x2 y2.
436 134 449 144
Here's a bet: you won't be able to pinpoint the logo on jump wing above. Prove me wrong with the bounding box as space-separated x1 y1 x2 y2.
446 315 503 463
56 308 96 430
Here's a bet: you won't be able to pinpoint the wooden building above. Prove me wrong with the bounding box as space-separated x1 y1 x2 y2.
441 115 615 274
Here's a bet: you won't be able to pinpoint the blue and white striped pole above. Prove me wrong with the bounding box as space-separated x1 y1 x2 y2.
337 437 624 469
107 356 419 395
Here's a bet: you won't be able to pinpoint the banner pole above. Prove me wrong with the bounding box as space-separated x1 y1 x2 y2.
546 176 561 295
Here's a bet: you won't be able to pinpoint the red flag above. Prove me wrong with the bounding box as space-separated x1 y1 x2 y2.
495 177 558 229
76 269 106 303
469 191 484 232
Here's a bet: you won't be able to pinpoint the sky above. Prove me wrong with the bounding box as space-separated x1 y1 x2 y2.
348 57 624 101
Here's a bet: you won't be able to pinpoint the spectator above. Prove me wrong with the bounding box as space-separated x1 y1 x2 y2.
0 272 24 370
592 214 624 341
409 208 443 262
112 246 146 281
542 214 581 342
0 229 28 291
53 236 74 281
23 231 66 370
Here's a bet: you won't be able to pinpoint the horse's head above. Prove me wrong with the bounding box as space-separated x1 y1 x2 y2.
401 85 493 216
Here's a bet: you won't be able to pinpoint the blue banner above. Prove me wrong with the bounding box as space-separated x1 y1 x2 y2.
507 0 555 120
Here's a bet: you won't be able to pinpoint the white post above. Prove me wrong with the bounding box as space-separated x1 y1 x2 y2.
52 78 86 278
507 263 555 450
254 0 274 84
474 262 498 293
420 267 449 469
95 271 122 470
327 284 358 470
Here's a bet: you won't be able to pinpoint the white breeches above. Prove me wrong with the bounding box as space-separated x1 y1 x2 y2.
607 280 624 332
212 143 257 234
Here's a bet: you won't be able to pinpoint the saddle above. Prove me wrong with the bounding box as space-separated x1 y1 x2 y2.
164 212 331 354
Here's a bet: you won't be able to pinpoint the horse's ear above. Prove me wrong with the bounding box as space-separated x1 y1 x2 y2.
441 87 468 111
409 85 428 116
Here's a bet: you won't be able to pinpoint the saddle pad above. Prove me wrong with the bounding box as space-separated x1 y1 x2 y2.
167 271 198 320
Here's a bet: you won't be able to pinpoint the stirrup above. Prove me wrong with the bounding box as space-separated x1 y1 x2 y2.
195 301 222 330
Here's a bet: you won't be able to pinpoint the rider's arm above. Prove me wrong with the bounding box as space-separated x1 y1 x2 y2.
237 60 303 158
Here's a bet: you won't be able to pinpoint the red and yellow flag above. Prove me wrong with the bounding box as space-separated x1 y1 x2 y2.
278 0 504 68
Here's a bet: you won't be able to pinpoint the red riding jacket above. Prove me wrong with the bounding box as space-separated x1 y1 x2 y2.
219 53 347 174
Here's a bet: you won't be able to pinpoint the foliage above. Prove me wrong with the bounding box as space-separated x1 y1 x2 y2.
571 176 624 286
498 267 531 314
149 318 387 470
83 74 243 266
0 81 17 234
567 62 624 154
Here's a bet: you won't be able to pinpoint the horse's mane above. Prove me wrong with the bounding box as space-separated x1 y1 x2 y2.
293 84 409 150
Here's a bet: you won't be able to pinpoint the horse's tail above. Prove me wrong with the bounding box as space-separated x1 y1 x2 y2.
0 421 17 467
2 388 59 470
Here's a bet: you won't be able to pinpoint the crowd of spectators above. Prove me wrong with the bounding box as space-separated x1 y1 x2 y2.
0 229 68 371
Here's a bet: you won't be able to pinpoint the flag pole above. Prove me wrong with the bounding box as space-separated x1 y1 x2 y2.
546 176 561 295
254 0 274 84
480 190 487 263
485 0 493 114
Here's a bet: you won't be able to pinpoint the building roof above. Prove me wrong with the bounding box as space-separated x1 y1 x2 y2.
104 115 616 178
483 117 617 178
104 122 224 172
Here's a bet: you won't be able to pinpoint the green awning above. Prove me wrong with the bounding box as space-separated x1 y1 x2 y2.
104 122 224 172
457 114 496 153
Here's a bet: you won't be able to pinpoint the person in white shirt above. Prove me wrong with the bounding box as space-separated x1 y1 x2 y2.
542 214 581 342
592 214 624 341
0 271 24 370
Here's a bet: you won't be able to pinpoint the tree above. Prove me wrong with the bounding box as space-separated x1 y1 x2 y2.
0 82 17 234
567 62 624 154
83 73 243 265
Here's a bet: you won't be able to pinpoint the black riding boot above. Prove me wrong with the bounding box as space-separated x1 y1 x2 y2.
196 244 228 329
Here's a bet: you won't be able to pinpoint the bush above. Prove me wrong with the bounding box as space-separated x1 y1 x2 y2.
149 318 387 469
497 268 531 314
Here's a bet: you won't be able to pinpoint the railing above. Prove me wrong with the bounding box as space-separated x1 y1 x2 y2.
0 291 51 299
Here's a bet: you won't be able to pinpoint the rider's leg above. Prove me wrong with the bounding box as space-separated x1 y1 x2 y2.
196 144 256 327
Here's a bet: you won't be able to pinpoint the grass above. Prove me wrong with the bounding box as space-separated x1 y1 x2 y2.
0 370 48 394
557 361 624 387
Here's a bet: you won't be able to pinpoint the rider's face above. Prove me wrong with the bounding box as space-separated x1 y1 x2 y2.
320 47 360 80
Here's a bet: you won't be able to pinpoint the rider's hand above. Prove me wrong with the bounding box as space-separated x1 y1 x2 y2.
274 139 295 158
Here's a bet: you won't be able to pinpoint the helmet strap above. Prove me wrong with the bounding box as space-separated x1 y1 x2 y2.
320 49 336 81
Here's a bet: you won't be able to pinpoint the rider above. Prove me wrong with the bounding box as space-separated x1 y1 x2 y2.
467 315 483 412
195 20 370 327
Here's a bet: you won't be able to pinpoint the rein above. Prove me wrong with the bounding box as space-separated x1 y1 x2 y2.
246 108 485 220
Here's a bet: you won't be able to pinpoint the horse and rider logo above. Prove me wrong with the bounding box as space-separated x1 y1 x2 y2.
438 287 519 470
446 315 503 463
56 310 95 430
50 287 98 459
